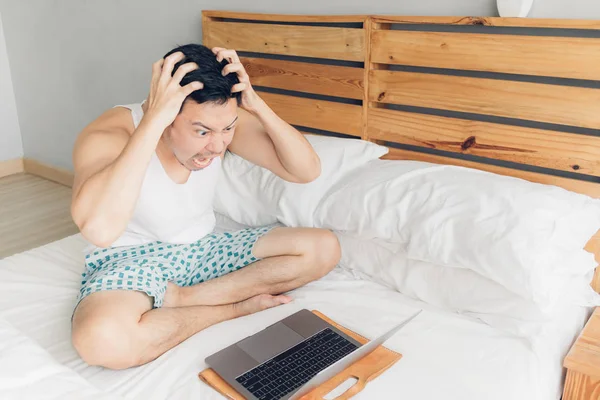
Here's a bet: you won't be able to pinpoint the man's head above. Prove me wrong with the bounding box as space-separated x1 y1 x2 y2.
161 44 242 171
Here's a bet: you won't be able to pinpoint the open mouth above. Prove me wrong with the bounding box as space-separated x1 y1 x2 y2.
191 157 214 168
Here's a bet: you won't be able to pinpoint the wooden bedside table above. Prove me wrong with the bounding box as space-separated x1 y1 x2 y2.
563 308 600 399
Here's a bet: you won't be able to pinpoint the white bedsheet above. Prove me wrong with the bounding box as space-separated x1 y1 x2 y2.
0 232 589 400
0 316 117 400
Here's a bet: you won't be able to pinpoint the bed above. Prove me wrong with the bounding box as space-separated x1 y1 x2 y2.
2 10 600 400
0 217 591 399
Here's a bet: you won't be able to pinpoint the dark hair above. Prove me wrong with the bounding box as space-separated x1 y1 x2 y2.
163 44 241 107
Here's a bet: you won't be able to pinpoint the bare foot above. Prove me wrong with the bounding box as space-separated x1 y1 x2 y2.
233 294 292 317
163 282 182 308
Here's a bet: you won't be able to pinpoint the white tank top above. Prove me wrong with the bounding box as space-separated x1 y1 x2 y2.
88 102 221 251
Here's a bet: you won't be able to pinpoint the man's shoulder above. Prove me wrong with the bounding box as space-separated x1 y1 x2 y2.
74 107 134 157
87 106 135 136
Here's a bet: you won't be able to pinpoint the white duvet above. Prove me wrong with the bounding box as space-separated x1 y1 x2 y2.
0 230 589 400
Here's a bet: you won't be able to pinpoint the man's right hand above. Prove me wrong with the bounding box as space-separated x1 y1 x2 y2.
144 51 203 129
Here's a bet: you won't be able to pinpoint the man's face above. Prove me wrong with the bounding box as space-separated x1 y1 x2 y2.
164 98 238 171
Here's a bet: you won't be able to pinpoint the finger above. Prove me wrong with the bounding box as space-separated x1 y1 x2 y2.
164 51 185 69
231 82 247 93
211 46 226 55
159 52 185 85
152 58 164 78
150 59 164 95
215 49 240 64
221 63 248 80
172 62 199 85
181 81 204 96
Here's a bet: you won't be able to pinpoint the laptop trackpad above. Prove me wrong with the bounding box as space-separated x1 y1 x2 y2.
237 323 305 364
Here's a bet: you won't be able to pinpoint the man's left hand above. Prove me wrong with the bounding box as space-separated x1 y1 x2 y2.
212 47 262 113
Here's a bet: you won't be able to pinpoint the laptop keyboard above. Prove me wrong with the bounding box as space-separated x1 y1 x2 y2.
235 328 359 400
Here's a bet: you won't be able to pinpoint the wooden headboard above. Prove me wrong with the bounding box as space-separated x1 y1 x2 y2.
202 11 600 291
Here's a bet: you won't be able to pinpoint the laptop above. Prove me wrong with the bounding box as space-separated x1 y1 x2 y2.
205 309 422 400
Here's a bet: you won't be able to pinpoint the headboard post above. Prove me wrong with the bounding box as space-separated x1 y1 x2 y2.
201 13 212 47
364 18 391 147
360 17 373 142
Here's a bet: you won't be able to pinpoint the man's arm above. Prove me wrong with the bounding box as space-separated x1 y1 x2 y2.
71 52 202 247
71 109 167 247
229 105 321 184
214 47 321 184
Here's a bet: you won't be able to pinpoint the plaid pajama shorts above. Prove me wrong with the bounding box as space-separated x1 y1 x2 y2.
76 226 273 308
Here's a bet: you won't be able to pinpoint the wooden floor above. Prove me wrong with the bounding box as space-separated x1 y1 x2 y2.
0 173 79 259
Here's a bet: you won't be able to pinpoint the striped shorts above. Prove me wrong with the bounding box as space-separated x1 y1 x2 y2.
76 227 273 308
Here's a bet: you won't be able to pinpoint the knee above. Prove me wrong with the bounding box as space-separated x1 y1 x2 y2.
72 315 139 370
306 229 341 278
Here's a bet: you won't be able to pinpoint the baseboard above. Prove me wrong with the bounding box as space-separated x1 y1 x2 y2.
23 158 74 187
0 158 25 178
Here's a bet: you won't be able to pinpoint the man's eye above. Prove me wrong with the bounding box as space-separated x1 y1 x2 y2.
197 131 209 136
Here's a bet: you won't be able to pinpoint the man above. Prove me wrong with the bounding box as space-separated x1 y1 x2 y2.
70 44 341 370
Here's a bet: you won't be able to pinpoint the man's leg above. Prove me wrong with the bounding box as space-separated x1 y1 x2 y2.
71 289 290 370
166 227 341 308
72 227 340 369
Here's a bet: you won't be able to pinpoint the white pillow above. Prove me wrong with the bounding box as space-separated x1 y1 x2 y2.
336 232 597 343
316 159 600 308
214 134 388 227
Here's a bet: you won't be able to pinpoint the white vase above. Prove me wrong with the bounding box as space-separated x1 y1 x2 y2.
497 0 534 17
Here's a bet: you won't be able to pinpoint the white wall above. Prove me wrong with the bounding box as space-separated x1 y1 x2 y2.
0 9 22 162
0 0 210 170
529 0 600 18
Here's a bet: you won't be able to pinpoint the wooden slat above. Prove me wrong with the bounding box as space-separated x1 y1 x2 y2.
369 70 600 129
242 57 363 99
368 108 600 175
564 308 600 377
563 370 600 400
371 30 600 81
258 91 362 136
372 16 600 30
203 11 367 23
203 21 364 61
382 147 600 198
